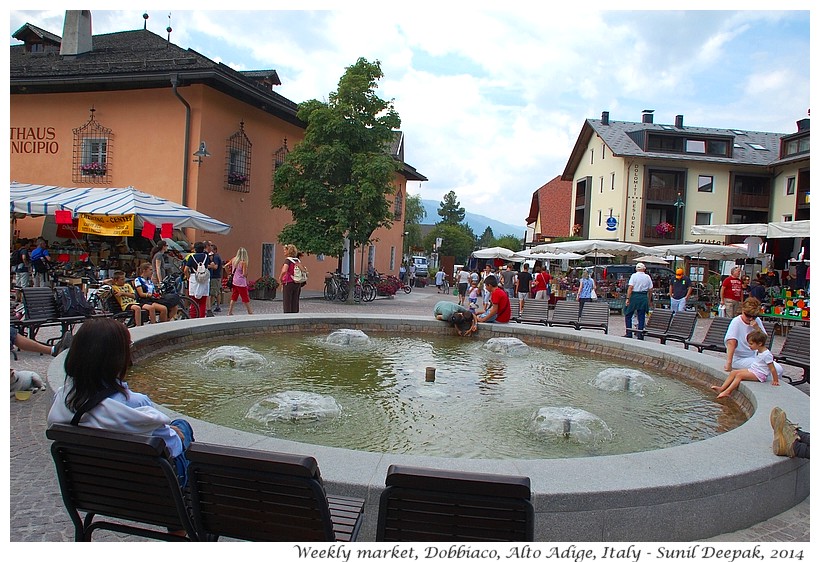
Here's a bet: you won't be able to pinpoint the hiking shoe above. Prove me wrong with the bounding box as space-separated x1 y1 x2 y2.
771 407 796 457
53 330 73 356
213 306 221 312
770 406 801 431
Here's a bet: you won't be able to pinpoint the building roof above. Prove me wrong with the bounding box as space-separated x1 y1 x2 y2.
10 27 303 126
561 116 787 180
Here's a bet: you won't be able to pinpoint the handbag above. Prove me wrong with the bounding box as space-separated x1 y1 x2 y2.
226 271 234 289
590 280 598 300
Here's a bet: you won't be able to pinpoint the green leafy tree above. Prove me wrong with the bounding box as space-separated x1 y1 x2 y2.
424 223 476 263
437 190 465 225
495 234 522 251
271 58 401 300
403 194 426 257
478 226 495 248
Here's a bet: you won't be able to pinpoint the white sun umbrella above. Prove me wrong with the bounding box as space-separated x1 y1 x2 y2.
632 254 672 265
531 239 662 257
512 248 584 260
652 243 749 261
689 223 768 237
471 246 523 262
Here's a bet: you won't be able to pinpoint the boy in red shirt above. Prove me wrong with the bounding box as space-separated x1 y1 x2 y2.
476 276 511 323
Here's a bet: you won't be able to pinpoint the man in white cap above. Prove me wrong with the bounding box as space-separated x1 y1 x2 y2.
669 267 693 312
624 262 654 339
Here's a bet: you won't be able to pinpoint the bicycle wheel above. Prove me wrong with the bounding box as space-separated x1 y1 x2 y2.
178 295 198 319
324 280 336 301
337 280 349 302
403 282 412 294
363 281 377 302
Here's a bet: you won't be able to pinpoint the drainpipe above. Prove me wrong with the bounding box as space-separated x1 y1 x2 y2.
170 74 191 207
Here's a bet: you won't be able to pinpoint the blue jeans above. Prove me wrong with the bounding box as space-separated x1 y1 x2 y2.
169 419 194 488
479 311 498 323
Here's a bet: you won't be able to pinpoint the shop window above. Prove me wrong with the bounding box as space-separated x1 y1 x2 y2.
73 108 112 183
225 121 252 193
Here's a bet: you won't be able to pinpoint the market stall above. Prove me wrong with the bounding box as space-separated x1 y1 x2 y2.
10 182 231 285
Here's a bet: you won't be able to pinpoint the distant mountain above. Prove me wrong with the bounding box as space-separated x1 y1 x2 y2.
420 199 524 239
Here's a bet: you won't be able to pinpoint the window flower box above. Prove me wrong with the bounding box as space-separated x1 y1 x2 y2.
80 162 106 176
227 171 249 185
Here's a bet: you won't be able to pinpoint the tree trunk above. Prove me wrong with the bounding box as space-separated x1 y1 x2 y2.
345 245 356 303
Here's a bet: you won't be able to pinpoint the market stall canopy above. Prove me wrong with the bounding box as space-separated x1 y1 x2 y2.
652 243 750 260
10 182 231 234
690 220 810 239
632 254 672 265
512 248 584 260
530 239 661 257
766 220 810 239
471 246 523 262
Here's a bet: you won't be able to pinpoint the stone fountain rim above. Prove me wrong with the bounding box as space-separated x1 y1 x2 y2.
47 314 810 541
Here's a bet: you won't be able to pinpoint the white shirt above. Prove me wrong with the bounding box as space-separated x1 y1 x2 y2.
628 271 653 292
724 315 766 368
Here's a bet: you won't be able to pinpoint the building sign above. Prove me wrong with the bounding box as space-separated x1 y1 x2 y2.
605 216 618 232
10 127 59 154
78 214 135 237
627 163 641 240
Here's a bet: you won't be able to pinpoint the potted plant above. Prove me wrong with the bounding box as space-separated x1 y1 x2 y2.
227 171 249 185
80 162 106 176
250 275 279 300
376 278 399 297
655 222 675 238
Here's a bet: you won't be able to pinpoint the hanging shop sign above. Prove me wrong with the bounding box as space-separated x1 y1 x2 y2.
77 213 135 237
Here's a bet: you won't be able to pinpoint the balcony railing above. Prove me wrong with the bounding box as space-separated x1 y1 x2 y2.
732 193 769 209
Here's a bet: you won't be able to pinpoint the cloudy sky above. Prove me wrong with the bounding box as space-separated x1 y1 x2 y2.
9 5 811 229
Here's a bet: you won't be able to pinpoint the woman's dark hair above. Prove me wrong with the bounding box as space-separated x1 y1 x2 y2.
451 311 475 333
149 240 167 260
64 318 131 412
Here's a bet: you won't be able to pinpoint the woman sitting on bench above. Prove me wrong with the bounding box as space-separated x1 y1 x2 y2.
104 270 159 326
47 317 195 487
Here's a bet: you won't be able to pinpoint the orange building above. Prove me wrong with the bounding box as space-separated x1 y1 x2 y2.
10 12 426 287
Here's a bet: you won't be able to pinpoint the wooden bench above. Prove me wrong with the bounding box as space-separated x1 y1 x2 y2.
629 309 672 339
14 287 88 345
576 301 610 333
774 325 810 386
376 464 534 542
547 300 580 329
46 423 198 542
644 311 698 345
683 316 731 352
515 299 549 326
186 442 364 541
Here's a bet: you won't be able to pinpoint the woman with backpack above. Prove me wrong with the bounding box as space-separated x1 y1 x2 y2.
183 241 212 319
279 244 304 314
226 247 253 316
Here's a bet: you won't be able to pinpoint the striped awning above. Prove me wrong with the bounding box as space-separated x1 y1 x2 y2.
10 182 231 234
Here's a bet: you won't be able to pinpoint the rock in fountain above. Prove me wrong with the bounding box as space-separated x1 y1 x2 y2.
326 329 370 346
484 337 530 356
246 390 342 423
592 367 656 395
202 345 267 368
531 406 613 443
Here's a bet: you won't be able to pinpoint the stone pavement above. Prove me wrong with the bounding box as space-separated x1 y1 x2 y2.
9 286 809 542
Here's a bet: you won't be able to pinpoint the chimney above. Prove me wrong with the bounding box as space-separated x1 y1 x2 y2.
675 114 684 128
796 118 810 132
601 111 610 125
641 109 654 124
60 10 93 56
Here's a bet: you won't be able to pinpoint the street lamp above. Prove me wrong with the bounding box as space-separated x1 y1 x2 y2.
673 192 685 269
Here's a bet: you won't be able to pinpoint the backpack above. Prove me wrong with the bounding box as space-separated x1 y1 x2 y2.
290 258 308 284
11 248 24 270
193 254 210 284
56 286 95 317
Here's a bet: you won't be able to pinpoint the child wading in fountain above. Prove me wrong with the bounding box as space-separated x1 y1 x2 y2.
711 329 781 399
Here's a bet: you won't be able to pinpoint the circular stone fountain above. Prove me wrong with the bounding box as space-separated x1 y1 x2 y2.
48 314 810 541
